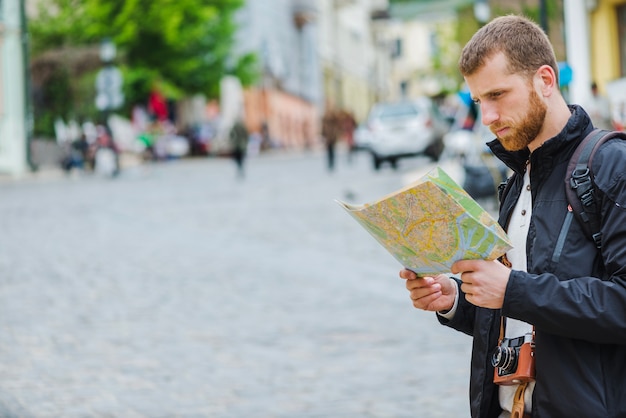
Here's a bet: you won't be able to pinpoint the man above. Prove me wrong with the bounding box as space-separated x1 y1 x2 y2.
400 15 626 418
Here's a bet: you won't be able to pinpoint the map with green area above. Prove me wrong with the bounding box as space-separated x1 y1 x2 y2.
336 167 512 275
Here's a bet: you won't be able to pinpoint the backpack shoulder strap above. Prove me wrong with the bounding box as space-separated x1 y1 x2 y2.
566 129 626 248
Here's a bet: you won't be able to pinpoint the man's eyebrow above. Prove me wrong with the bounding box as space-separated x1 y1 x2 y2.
475 88 506 100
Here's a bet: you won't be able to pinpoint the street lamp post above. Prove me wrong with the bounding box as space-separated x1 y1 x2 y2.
540 0 549 33
94 38 124 176
20 0 36 171
95 38 124 128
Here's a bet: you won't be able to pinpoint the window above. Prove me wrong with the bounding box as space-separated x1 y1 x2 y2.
391 38 403 59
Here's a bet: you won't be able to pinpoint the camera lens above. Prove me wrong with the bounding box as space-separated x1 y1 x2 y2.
491 346 518 373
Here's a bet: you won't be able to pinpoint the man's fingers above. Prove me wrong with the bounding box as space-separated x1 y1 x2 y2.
412 289 443 310
405 276 434 291
399 269 418 280
460 271 473 284
460 279 476 295
409 281 441 297
409 282 442 310
451 259 480 275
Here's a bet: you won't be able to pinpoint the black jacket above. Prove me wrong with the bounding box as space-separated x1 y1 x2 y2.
439 106 626 417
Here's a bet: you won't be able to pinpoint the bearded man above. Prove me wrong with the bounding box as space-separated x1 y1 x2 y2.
399 15 626 418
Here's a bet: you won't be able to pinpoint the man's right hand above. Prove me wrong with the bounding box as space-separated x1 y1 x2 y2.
400 269 457 312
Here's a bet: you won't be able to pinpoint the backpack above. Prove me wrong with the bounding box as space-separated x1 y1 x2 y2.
566 129 626 249
498 129 626 249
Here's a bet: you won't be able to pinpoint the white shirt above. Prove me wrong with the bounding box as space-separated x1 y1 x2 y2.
498 166 534 417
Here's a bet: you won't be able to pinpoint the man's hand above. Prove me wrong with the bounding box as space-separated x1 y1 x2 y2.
451 259 511 309
400 269 456 312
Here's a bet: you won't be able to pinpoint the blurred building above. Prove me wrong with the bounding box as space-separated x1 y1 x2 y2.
234 0 394 150
6 0 626 175
383 1 463 101
387 0 626 115
317 0 390 122
0 0 30 176
233 0 323 150
491 0 626 115
587 1 626 94
586 0 626 129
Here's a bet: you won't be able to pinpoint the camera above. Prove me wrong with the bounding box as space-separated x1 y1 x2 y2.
491 332 535 385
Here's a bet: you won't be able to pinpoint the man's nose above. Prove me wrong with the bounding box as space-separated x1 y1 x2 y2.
481 104 499 126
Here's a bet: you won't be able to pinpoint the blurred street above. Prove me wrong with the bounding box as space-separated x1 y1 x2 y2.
0 150 472 418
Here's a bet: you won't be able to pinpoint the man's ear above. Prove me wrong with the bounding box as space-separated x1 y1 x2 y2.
536 65 558 96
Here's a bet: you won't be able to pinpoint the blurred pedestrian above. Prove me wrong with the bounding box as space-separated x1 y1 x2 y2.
229 119 249 179
613 100 626 131
93 124 120 177
584 81 612 130
340 110 357 164
148 86 169 122
321 108 340 172
260 121 271 151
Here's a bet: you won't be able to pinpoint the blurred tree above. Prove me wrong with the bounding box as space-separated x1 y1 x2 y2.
29 0 258 135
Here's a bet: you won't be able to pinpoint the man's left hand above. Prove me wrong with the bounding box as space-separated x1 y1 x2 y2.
451 259 511 309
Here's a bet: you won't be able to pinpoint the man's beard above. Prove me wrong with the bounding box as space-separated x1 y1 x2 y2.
491 88 547 151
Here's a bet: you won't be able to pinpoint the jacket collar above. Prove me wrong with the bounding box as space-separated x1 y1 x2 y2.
487 105 595 175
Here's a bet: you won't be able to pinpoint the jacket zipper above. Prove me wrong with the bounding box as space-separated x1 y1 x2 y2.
551 205 573 263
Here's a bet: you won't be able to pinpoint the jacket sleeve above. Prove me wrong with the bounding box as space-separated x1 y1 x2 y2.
503 139 626 344
437 278 477 336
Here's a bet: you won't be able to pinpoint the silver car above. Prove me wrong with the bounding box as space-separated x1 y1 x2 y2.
365 98 448 170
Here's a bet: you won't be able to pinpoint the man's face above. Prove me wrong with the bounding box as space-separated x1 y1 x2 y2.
465 53 547 152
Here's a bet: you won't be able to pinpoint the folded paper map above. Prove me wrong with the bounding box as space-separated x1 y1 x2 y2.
335 166 512 275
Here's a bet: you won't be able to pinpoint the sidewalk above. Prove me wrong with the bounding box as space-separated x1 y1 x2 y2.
1 143 323 184
0 164 65 183
0 139 148 183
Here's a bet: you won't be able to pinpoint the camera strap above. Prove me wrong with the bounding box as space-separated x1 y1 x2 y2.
498 316 506 345
511 381 529 418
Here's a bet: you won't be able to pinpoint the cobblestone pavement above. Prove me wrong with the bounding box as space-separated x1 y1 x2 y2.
0 151 472 417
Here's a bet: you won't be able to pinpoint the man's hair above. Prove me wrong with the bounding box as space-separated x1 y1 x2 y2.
459 15 559 85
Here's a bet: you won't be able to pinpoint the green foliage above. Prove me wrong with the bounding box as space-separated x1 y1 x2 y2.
229 53 259 95
29 0 258 130
455 4 482 47
32 66 73 137
29 0 92 54
519 0 560 23
72 71 99 121
427 22 464 95
122 67 182 104
490 0 561 28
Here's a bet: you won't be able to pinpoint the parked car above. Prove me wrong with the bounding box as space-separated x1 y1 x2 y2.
353 124 374 151
364 98 449 170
